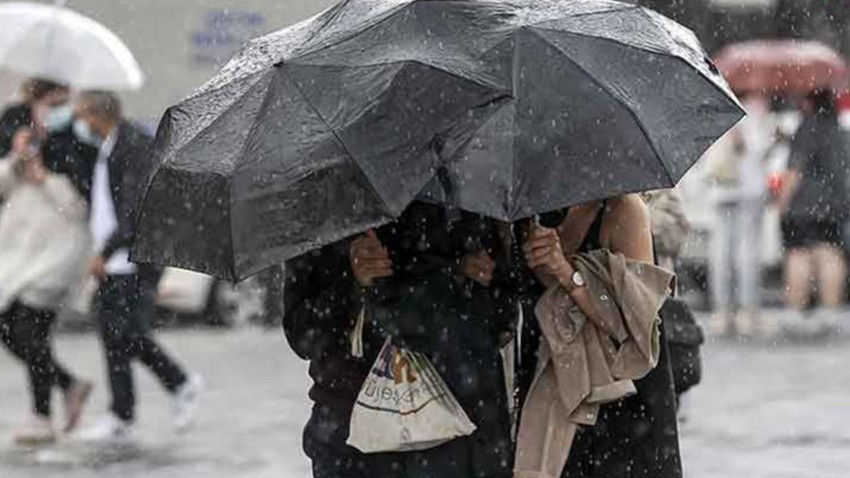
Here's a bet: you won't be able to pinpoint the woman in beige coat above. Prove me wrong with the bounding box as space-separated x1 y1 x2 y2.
516 194 682 478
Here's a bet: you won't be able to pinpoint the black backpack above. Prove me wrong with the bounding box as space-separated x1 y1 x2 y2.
660 296 704 395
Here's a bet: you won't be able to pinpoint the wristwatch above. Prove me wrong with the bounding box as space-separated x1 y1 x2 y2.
571 270 586 289
560 266 586 293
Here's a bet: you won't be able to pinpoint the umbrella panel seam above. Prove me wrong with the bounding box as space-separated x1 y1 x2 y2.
527 29 675 187
288 1 414 67
283 65 395 217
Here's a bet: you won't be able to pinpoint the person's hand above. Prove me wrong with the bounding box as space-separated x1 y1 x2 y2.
460 250 496 286
11 128 34 155
21 156 48 184
350 229 393 287
523 224 573 288
89 256 107 280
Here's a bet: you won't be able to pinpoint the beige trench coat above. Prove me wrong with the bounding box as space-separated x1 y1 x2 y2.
514 250 674 478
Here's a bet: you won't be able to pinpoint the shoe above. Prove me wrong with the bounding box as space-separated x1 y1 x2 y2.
13 415 56 446
708 313 734 337
63 380 93 433
76 414 133 443
173 374 204 432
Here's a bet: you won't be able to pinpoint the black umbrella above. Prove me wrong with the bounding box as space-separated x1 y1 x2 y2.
417 1 744 219
133 0 743 281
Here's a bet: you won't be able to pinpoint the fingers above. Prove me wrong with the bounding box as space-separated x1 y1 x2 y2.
360 265 394 278
351 236 384 253
524 244 556 262
467 255 496 273
461 251 496 286
353 248 390 261
355 258 393 269
351 231 388 263
523 230 560 255
525 240 568 271
473 250 496 268
528 224 558 240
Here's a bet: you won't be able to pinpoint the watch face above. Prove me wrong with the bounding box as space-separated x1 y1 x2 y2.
572 271 586 287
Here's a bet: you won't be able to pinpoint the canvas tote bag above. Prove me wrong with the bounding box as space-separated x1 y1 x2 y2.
347 310 476 453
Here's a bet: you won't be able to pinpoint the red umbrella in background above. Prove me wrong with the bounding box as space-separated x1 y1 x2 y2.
715 39 849 95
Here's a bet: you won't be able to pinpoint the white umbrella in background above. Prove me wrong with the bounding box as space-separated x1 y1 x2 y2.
0 1 143 90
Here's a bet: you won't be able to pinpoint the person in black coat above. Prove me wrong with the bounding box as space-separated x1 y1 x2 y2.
284 201 516 478
0 79 97 192
72 91 202 441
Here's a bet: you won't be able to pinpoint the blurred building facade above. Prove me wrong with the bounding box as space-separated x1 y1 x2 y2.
0 0 337 123
2 0 848 123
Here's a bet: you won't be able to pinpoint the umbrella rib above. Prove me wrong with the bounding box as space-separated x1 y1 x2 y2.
284 69 395 217
531 8 720 90
167 71 276 172
532 26 742 116
529 30 675 187
288 2 415 65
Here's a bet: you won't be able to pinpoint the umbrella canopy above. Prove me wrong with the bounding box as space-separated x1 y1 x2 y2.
0 2 143 90
417 1 743 220
133 0 743 281
715 39 850 95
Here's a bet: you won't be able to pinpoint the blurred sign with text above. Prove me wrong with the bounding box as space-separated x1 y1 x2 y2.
190 10 266 67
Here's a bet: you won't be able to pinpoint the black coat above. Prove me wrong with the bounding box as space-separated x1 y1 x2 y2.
284 202 515 478
0 104 32 157
41 127 98 200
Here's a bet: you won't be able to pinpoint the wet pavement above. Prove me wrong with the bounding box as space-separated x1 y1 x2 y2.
1 313 849 478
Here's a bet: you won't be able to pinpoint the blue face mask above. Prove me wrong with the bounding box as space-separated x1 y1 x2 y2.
43 104 73 132
73 119 102 147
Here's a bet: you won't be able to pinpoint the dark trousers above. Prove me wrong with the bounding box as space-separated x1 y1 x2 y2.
0 302 75 417
96 274 187 421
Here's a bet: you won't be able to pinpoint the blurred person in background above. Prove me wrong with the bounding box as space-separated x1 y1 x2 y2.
643 189 691 272
704 94 773 337
0 129 93 445
0 78 98 198
72 91 203 442
776 89 850 321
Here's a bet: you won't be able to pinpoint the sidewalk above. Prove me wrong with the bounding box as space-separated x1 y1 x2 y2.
1 314 849 477
0 328 314 478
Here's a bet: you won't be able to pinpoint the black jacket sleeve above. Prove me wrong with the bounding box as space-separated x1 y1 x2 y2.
102 125 151 261
283 243 363 361
0 104 31 158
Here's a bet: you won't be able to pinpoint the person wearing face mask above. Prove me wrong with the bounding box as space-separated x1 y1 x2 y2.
7 79 99 199
72 91 203 442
